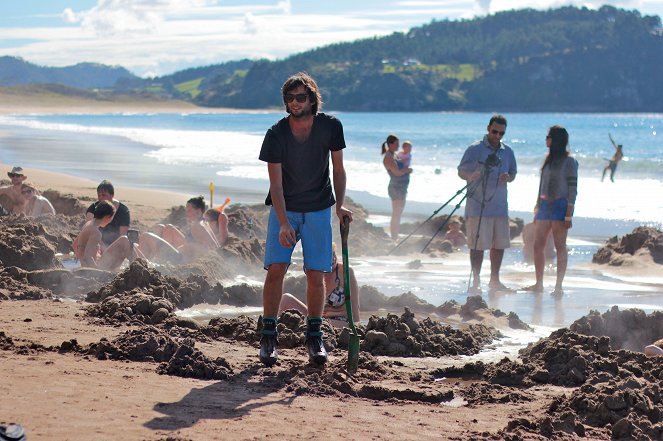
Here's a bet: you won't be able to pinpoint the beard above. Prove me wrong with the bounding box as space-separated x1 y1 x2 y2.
289 106 312 119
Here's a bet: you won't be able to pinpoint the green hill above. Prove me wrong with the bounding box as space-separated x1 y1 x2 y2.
187 5 663 112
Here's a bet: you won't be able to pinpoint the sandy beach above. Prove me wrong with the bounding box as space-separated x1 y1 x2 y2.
1 100 662 440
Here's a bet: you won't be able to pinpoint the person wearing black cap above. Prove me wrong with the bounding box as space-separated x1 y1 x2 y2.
0 166 28 214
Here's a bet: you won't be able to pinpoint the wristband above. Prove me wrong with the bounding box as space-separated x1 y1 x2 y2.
564 216 572 222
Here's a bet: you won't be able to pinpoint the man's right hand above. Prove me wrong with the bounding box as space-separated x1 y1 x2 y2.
467 170 482 182
279 223 296 248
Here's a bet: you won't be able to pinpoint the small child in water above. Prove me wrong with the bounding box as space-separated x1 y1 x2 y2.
397 140 413 168
443 218 467 247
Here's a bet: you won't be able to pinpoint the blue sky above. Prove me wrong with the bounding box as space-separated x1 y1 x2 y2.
1 0 662 77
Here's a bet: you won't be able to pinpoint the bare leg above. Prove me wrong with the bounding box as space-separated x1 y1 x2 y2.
139 232 180 263
601 166 608 182
550 221 569 291
488 248 505 286
279 293 308 316
469 249 483 289
263 263 288 317
97 236 131 271
305 270 326 317
390 199 406 240
531 220 552 290
162 224 186 249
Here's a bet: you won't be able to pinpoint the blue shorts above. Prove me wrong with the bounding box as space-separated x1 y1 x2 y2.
535 198 568 221
264 206 332 272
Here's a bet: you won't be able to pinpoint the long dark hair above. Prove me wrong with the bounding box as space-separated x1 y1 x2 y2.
381 134 399 155
542 125 569 170
187 196 206 212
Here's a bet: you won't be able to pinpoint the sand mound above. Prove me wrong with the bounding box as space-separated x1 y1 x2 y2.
0 217 63 270
437 308 663 440
0 266 53 300
593 226 663 266
85 327 233 380
570 306 663 352
362 308 499 357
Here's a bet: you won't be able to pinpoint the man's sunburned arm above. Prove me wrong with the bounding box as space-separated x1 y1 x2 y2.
81 230 102 268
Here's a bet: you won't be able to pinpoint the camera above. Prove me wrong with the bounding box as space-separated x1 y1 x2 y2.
127 229 139 246
484 152 502 168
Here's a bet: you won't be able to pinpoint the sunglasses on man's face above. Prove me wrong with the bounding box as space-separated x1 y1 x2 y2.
490 129 505 136
8 173 22 178
283 93 308 103
22 189 33 195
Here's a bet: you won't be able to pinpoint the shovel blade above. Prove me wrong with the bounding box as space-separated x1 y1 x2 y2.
347 333 360 373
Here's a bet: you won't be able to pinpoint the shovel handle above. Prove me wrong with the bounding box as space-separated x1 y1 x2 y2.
340 216 350 242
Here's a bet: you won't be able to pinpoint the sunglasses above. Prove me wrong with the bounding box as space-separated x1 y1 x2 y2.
8 173 23 178
546 135 552 139
283 93 308 103
490 129 505 136
22 189 33 195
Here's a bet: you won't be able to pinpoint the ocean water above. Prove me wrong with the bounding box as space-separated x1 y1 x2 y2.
1 111 662 337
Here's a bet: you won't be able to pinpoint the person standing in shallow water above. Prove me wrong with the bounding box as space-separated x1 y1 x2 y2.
601 133 623 183
457 114 517 294
523 125 578 296
257 72 353 367
382 134 412 240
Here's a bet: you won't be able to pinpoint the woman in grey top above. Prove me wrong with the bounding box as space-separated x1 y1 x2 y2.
523 125 578 296
382 134 412 240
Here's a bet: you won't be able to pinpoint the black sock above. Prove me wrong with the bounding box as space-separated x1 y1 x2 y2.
262 316 277 337
306 317 323 339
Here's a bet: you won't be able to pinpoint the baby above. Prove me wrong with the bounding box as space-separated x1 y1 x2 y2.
397 140 413 168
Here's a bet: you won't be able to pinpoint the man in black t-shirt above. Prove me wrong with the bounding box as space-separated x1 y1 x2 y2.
85 180 130 248
257 72 353 367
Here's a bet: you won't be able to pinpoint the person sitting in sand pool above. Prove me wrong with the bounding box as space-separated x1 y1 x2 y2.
204 207 229 247
443 218 467 248
0 166 28 214
143 196 219 262
644 339 663 357
85 180 130 250
279 244 360 328
76 200 142 271
16 182 56 217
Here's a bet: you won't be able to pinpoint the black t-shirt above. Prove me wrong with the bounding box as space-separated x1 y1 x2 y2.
86 201 131 246
258 113 346 212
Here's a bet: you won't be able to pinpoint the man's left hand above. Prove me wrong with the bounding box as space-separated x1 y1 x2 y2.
337 206 353 223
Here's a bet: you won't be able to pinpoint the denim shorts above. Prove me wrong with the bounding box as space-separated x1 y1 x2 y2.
264 206 332 272
535 198 568 221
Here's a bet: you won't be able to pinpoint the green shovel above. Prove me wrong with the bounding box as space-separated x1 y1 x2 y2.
340 216 360 373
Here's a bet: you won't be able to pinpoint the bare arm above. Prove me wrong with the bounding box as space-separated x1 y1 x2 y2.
331 150 353 222
81 229 102 268
609 133 618 149
191 221 219 249
383 154 411 177
267 162 296 248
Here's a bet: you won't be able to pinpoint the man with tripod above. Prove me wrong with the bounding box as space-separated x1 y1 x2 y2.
458 115 517 294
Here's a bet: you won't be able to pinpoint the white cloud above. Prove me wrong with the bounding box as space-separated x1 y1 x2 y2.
243 12 260 35
61 8 79 24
